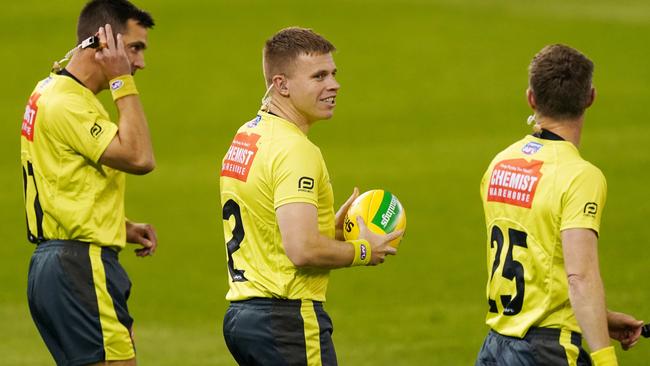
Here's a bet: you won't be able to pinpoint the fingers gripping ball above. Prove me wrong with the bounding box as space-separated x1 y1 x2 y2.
343 190 406 248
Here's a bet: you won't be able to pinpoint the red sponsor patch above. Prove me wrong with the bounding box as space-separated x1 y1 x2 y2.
21 93 41 141
220 133 261 182
487 159 543 208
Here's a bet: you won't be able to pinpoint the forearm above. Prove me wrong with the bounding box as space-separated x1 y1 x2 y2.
568 273 610 351
288 234 355 269
562 228 613 354
114 94 154 167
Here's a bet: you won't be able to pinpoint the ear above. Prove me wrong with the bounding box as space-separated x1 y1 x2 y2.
272 74 289 97
586 87 596 108
526 87 537 110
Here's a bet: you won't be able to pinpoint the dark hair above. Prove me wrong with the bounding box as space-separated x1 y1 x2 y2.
528 44 594 119
77 0 154 43
263 27 336 85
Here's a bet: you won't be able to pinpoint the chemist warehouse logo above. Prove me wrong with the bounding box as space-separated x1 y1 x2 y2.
487 159 543 209
220 132 261 182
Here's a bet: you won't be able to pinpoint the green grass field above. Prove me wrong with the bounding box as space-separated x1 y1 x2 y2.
2 0 650 364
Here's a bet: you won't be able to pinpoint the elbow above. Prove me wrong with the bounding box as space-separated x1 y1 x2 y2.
284 238 317 268
131 159 155 175
287 251 313 268
567 273 587 300
128 155 155 175
567 271 600 295
567 273 587 289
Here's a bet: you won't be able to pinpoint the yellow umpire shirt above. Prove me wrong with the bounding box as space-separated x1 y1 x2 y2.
20 73 126 247
480 132 607 338
220 111 335 302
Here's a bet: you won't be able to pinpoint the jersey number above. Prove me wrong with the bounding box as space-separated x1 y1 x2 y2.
222 199 247 282
488 225 527 316
22 161 44 243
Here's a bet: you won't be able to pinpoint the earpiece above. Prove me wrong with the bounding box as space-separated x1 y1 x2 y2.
526 114 536 125
260 84 274 111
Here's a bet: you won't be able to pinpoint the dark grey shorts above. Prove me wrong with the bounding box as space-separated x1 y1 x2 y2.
224 298 337 366
27 240 135 366
475 328 591 366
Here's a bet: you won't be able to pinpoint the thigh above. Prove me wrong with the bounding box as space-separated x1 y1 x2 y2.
28 243 135 366
223 300 338 366
311 302 337 366
224 303 296 366
93 246 135 361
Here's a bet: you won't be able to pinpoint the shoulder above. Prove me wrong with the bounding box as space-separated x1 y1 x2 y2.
489 136 532 161
41 82 94 118
271 137 322 168
561 159 607 192
563 156 605 179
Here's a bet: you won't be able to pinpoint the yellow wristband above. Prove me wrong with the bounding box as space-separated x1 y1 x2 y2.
109 75 138 101
590 346 618 366
348 239 371 266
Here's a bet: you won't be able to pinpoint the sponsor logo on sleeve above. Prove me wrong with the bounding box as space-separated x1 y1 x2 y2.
298 176 314 192
110 79 124 91
220 133 261 182
21 93 41 141
90 122 103 138
583 202 598 217
487 159 544 208
522 141 543 155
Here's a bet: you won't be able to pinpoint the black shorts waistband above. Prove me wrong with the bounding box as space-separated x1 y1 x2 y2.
525 327 581 342
490 327 582 343
35 239 119 258
231 297 323 309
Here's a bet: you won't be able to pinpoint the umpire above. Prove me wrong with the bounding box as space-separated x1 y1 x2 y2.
20 1 158 365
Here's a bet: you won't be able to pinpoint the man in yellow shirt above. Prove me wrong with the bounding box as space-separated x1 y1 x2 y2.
21 1 157 365
475 44 643 366
219 27 403 365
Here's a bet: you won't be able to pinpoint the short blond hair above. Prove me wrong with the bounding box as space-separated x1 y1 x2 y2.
263 27 336 85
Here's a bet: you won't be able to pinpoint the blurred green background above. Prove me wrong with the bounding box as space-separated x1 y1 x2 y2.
2 0 649 364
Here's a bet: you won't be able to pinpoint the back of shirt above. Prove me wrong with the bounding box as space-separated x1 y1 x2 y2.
220 112 335 302
20 74 125 247
480 134 607 337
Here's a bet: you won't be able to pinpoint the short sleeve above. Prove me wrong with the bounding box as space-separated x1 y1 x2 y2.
45 94 118 163
560 165 607 234
273 138 323 209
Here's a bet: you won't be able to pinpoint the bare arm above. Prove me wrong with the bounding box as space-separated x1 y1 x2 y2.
276 199 401 269
94 24 154 174
99 95 154 174
277 203 354 268
562 228 610 352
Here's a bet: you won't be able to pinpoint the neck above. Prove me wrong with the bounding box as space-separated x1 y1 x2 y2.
535 115 584 148
266 93 312 134
64 51 106 94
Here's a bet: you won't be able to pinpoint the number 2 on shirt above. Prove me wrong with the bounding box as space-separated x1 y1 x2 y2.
222 199 247 282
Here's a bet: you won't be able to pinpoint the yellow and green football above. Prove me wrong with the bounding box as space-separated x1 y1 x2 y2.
343 189 406 248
